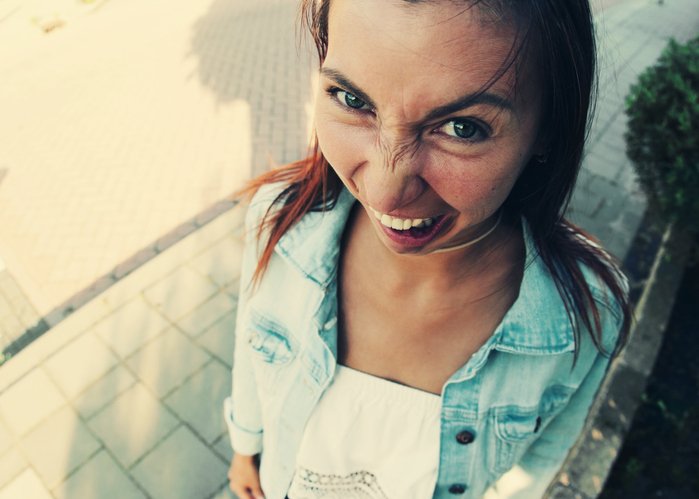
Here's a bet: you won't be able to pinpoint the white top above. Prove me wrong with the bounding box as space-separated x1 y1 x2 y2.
287 365 442 499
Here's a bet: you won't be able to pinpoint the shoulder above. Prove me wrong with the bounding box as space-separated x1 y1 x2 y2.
571 230 629 353
572 230 628 303
520 219 628 355
243 181 290 232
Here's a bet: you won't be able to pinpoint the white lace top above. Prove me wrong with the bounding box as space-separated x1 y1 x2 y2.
287 365 442 499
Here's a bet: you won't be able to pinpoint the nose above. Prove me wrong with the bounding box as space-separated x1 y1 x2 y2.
362 133 426 214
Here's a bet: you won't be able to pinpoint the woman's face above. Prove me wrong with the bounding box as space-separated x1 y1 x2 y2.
314 0 543 255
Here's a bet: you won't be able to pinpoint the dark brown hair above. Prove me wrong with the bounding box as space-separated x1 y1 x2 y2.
242 0 631 357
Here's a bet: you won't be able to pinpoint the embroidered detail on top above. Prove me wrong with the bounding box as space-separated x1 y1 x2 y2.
288 467 389 498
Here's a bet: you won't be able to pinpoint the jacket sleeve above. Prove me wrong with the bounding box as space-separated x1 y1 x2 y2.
483 350 613 499
223 193 274 456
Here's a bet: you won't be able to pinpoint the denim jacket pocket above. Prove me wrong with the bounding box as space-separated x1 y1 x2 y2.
487 388 572 475
248 327 294 364
246 313 298 399
247 312 296 365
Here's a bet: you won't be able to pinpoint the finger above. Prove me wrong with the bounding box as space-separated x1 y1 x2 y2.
249 475 264 498
229 481 258 499
228 482 248 498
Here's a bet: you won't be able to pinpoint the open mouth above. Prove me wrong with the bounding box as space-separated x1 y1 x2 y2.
370 208 448 244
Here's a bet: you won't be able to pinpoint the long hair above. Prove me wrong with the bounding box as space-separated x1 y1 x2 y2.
242 0 631 357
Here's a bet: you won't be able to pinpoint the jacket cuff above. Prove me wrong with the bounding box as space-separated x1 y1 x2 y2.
223 397 263 455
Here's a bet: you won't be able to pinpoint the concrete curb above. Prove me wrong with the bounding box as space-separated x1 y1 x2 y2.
544 222 695 498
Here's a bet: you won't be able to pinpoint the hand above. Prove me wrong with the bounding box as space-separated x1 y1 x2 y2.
228 453 265 499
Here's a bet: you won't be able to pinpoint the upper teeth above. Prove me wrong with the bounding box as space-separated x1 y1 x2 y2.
370 209 434 231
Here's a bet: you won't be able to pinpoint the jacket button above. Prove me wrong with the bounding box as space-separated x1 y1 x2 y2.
449 483 467 494
455 430 475 445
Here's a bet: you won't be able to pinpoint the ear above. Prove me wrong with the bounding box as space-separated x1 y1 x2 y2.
530 130 550 162
528 133 550 166
532 128 550 156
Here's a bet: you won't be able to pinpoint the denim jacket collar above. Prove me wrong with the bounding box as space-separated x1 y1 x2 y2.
275 188 575 355
276 187 355 289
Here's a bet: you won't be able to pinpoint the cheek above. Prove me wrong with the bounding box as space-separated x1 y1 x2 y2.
314 110 368 180
426 153 525 212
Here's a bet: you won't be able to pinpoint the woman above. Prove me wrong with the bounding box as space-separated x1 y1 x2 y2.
224 0 631 498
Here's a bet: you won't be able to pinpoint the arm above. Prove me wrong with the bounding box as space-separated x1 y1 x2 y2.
224 202 267 497
224 202 265 456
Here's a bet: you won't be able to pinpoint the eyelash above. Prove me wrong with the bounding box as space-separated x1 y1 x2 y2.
326 86 372 113
324 85 491 143
434 118 491 143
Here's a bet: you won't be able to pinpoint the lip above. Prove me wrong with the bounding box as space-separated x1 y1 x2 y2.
378 214 452 250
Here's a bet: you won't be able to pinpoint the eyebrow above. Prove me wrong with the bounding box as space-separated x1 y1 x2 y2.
320 67 514 122
321 67 377 109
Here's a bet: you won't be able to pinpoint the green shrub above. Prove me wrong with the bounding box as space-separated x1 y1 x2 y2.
625 36 699 232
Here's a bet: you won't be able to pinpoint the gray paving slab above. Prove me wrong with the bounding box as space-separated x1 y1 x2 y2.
86 383 178 469
164 359 232 444
72 365 137 420
0 469 52 499
0 448 27 491
196 310 238 369
176 292 238 338
94 297 171 359
52 450 147 499
0 368 66 437
43 333 119 399
213 433 235 465
18 405 101 488
131 426 228 499
190 233 247 289
125 327 211 398
143 265 220 323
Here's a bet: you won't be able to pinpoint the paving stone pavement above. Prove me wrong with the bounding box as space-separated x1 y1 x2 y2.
0 0 697 498
0 0 315 337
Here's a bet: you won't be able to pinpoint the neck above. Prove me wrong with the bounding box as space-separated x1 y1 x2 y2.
430 210 503 255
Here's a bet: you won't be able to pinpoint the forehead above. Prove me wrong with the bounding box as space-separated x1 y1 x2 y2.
325 0 535 114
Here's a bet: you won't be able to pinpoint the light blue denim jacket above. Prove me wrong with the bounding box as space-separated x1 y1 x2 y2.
224 183 624 499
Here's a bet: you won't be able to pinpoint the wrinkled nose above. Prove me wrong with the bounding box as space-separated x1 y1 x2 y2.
361 134 426 214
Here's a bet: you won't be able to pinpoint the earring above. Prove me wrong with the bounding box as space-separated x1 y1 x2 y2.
533 154 548 165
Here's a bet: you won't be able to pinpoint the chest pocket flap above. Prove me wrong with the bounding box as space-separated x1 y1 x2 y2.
488 386 573 475
247 313 295 365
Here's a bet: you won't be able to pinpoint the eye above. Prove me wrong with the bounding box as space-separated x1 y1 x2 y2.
437 118 489 142
330 88 370 111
